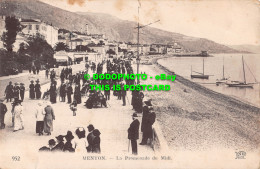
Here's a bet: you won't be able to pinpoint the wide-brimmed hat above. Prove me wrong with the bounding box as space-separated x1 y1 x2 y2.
132 113 138 117
87 124 94 131
56 135 64 141
144 99 152 106
48 139 56 146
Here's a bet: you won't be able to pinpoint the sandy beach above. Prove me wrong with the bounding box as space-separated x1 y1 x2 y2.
138 55 260 151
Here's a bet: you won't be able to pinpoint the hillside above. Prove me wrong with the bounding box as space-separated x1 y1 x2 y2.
228 45 260 54
0 0 239 53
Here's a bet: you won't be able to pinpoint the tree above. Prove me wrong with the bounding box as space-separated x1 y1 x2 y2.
26 34 54 65
54 42 69 52
2 16 23 52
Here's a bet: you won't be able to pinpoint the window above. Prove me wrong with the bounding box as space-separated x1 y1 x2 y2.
36 25 39 30
28 25 32 30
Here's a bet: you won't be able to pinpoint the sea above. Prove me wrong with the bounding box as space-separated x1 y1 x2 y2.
158 53 260 107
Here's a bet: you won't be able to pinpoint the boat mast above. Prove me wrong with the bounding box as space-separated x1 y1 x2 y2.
191 65 192 75
223 57 225 79
242 55 246 84
203 58 204 75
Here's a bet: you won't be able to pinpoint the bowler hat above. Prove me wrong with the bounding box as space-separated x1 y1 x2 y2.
56 135 64 141
132 113 138 117
30 80 34 83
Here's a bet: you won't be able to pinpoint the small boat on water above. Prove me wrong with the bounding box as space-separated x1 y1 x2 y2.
191 58 209 79
226 56 257 88
216 57 229 85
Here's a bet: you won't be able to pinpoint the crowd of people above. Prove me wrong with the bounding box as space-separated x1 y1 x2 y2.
39 125 101 153
0 58 157 155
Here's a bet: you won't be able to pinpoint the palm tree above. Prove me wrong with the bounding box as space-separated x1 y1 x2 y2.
54 42 69 52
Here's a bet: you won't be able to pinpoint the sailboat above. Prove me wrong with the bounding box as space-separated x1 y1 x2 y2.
226 56 256 88
216 57 229 85
191 58 209 79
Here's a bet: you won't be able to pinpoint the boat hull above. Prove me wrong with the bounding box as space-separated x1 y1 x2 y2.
226 83 253 88
191 75 209 79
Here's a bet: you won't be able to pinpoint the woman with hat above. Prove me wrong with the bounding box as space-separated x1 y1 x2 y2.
35 79 41 99
52 135 65 151
35 101 45 136
19 83 25 102
74 127 87 153
13 100 24 132
63 131 75 152
49 83 57 104
29 80 35 99
92 129 101 153
43 103 55 135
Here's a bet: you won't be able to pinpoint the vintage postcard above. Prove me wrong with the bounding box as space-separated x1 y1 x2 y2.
0 0 259 169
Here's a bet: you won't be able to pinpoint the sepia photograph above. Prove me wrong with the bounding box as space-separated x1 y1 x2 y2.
0 0 259 168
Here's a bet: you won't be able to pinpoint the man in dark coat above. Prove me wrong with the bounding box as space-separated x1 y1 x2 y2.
86 124 95 152
74 84 81 104
60 82 66 102
128 113 140 155
19 83 25 102
66 83 73 104
29 80 35 99
5 81 13 102
35 79 41 99
0 99 8 129
52 135 65 151
49 83 57 103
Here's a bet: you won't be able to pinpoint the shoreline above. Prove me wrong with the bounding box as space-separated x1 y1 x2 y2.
138 55 260 151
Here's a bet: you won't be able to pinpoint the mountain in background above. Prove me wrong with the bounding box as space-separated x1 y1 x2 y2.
228 45 260 54
0 0 240 53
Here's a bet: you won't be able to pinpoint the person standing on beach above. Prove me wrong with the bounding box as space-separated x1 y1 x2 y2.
29 80 35 99
5 81 13 102
0 99 8 129
19 83 25 102
44 103 55 135
35 79 41 99
35 101 45 136
128 113 140 155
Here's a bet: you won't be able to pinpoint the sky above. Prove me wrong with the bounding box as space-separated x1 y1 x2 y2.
40 0 260 46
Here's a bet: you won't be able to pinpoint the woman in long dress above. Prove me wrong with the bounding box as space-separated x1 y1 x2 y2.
44 104 55 135
49 83 56 103
13 100 24 132
29 80 35 99
74 128 87 153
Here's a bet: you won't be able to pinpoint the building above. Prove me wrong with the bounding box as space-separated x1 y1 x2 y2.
20 19 58 47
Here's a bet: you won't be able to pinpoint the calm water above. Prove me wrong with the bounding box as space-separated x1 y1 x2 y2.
158 54 260 107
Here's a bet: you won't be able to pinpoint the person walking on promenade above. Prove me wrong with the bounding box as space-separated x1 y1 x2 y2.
45 69 49 79
74 84 81 104
0 99 8 129
44 103 55 135
29 80 35 99
128 113 140 155
5 81 13 102
86 124 95 152
35 79 41 99
92 129 101 153
60 82 66 102
70 100 77 116
13 82 20 99
13 100 24 132
49 83 57 104
19 83 25 102
35 101 45 136
67 83 73 104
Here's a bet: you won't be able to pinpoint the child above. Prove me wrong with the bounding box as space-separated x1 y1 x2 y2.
70 100 77 116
